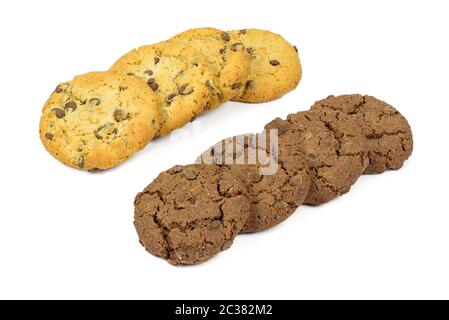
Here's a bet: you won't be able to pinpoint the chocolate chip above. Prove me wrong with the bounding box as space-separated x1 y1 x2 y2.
246 47 254 55
293 45 298 53
89 98 101 106
270 59 280 66
205 80 214 89
154 57 160 64
178 83 193 95
232 82 242 90
94 123 113 139
45 132 54 140
52 108 65 119
144 70 154 76
77 157 85 169
209 220 221 230
89 168 103 173
147 78 159 91
245 80 255 89
94 127 104 139
172 165 184 173
239 29 247 34
230 43 244 52
113 109 128 122
221 32 231 42
217 92 224 101
54 85 63 93
64 101 77 111
119 86 126 91
289 176 302 186
183 169 197 180
165 93 177 104
186 192 196 204
219 47 226 55
190 115 197 122
126 72 135 76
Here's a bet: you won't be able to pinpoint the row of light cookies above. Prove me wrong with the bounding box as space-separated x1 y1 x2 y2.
134 94 413 265
39 28 301 171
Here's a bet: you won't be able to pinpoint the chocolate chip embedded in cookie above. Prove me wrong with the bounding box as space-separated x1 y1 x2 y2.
171 27 251 106
110 41 216 136
266 109 369 205
39 71 161 171
198 132 310 233
228 29 302 103
310 94 413 174
134 164 251 265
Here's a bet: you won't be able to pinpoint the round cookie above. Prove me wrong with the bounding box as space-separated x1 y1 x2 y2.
110 41 217 136
134 164 251 265
197 132 310 233
171 27 251 104
265 109 369 205
228 29 302 103
39 71 161 171
310 94 413 174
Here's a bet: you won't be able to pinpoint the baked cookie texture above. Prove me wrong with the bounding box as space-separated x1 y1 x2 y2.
134 164 251 265
39 71 160 171
266 109 369 205
198 133 310 233
171 27 251 104
110 41 216 136
229 29 302 103
311 94 413 174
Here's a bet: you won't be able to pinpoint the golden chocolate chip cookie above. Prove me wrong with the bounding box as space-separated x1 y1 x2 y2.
171 27 251 104
110 41 217 136
229 29 302 103
39 71 161 171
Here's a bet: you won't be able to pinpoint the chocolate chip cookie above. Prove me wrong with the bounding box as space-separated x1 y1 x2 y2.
266 109 369 205
197 132 310 233
110 41 216 136
39 71 161 171
134 164 251 265
310 94 413 174
171 27 251 105
228 29 302 103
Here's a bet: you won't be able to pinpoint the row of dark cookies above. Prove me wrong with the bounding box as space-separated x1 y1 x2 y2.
134 94 413 265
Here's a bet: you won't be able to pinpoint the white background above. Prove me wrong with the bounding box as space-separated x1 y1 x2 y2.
0 0 448 300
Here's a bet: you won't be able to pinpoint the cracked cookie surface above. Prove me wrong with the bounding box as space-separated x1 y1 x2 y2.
39 71 161 171
197 132 310 233
134 164 251 265
266 109 369 205
171 27 251 105
229 29 302 103
110 41 216 136
311 94 413 174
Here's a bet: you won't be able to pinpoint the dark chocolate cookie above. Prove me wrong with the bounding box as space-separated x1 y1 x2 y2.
266 109 369 205
310 94 413 173
198 132 310 233
134 164 250 265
